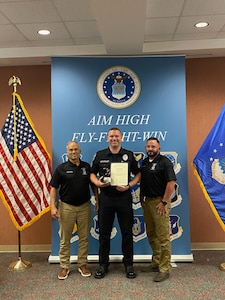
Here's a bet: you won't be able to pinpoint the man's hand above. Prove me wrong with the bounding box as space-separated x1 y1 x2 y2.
140 198 145 207
156 202 167 216
97 176 111 188
94 200 99 212
116 185 130 192
51 206 60 219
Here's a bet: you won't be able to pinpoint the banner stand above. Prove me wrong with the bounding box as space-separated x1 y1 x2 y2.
48 254 193 263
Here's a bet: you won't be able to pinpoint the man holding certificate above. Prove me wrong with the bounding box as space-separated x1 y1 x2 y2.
90 127 141 279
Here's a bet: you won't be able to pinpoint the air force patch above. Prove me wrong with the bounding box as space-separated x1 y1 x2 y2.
133 215 147 242
161 151 181 175
90 215 117 240
132 152 145 210
170 215 183 241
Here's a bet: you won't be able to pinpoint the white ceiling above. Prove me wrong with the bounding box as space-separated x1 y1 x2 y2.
1 0 225 66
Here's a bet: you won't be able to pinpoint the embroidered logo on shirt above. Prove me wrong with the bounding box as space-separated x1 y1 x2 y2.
150 163 157 170
81 168 87 175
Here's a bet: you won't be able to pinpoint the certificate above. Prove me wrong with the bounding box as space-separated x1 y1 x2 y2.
110 162 128 186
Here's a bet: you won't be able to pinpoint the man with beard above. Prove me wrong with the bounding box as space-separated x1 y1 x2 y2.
140 137 176 282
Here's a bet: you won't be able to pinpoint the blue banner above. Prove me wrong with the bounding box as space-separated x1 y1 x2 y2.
50 56 192 262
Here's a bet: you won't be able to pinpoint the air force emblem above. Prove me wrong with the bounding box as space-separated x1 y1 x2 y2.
111 75 127 100
132 152 145 210
161 151 181 175
97 66 141 109
133 215 147 242
170 215 183 241
90 215 117 240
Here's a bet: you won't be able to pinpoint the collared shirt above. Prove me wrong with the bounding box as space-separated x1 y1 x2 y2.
140 154 176 198
91 147 140 196
50 160 91 206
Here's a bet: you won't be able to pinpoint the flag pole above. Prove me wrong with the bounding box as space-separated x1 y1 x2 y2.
8 231 32 271
8 76 32 271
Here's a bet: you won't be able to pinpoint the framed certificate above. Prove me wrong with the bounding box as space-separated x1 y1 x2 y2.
110 162 128 186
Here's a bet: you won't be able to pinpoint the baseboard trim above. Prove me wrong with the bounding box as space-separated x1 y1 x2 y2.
191 243 225 250
0 245 51 253
1 243 224 255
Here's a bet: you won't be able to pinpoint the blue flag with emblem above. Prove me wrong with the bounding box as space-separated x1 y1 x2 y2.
193 104 225 231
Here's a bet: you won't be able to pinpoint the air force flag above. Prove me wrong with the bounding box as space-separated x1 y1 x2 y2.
193 104 225 230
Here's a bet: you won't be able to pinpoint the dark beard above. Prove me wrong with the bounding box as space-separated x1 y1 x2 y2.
147 151 159 159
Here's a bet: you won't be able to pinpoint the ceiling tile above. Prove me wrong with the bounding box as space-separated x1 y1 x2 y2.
31 39 74 47
177 15 225 33
0 24 27 42
145 17 179 35
65 21 101 38
17 22 71 40
0 0 225 64
73 37 103 45
145 34 174 42
146 0 184 17
183 0 225 15
0 11 10 24
216 32 225 38
174 32 219 40
0 0 60 23
53 0 96 21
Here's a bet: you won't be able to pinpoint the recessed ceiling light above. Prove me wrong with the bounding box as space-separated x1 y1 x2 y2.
195 22 209 28
38 29 51 35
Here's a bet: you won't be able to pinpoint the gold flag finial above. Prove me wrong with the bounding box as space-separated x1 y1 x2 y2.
8 75 22 93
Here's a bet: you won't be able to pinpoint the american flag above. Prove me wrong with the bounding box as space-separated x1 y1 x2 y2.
0 93 52 231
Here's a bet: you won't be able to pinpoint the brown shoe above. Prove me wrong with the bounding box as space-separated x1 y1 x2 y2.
78 265 92 277
58 268 70 280
153 272 170 282
140 264 159 272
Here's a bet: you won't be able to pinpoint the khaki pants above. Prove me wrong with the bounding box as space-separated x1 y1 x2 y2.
59 201 91 269
143 197 171 273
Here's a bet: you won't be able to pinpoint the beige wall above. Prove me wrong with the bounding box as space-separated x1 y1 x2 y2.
0 59 225 251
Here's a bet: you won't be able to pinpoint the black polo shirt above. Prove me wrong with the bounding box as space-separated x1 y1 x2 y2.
50 160 91 206
91 147 141 196
140 154 176 198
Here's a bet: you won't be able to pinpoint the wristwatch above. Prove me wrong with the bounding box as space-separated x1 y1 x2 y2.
161 200 167 206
